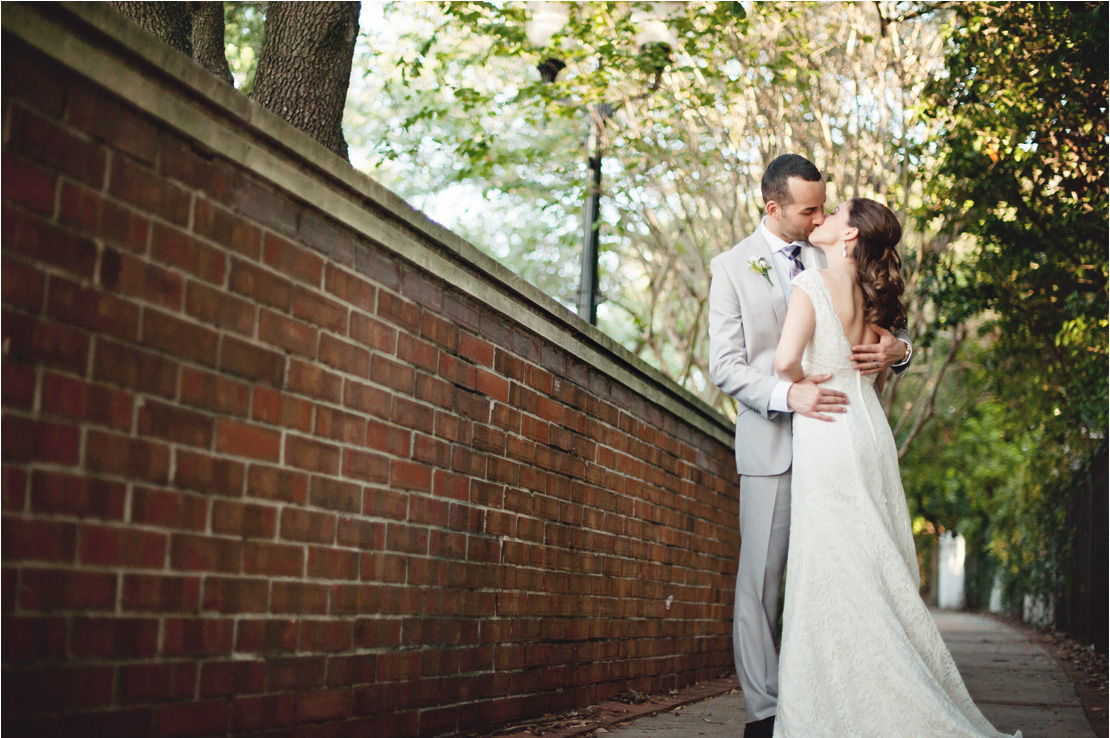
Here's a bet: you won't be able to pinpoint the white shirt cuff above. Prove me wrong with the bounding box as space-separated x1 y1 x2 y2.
769 380 793 414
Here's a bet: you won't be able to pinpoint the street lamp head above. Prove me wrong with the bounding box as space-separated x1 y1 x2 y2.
525 2 571 83
637 41 672 78
631 2 680 50
631 2 680 79
525 2 570 48
632 21 676 51
537 58 567 84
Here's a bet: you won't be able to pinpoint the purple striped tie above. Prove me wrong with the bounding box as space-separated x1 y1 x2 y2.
787 244 805 279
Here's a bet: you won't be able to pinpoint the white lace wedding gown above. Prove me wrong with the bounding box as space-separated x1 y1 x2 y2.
774 271 1020 738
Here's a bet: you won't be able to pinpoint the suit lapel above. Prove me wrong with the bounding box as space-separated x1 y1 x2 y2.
745 232 788 328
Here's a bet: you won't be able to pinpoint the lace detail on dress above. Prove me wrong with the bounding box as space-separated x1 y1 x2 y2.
773 271 1021 738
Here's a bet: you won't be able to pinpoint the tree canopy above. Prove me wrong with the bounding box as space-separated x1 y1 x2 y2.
923 1 1108 442
346 0 1107 614
913 0 1108 611
113 1 1108 621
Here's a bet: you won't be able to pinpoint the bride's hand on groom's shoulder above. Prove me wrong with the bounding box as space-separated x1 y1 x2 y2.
787 374 849 422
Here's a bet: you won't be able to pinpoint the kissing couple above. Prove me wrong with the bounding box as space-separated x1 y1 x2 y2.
708 154 1022 738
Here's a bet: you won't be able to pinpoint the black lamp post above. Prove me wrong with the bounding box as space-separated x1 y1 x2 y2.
525 2 678 326
577 103 609 324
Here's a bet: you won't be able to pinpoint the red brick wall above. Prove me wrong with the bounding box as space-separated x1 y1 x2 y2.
2 12 739 738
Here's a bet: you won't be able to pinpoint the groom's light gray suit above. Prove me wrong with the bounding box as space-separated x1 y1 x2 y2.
708 228 910 723
708 229 824 723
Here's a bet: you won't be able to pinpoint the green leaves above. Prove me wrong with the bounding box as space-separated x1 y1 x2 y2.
223 1 266 93
913 0 1108 610
924 1 1107 438
332 1 1109 614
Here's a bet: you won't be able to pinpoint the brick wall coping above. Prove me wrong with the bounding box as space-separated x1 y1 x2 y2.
3 1 735 448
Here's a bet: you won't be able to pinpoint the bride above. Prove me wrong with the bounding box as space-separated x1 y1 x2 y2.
771 199 1020 738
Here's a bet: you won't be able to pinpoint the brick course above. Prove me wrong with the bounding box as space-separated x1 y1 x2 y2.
2 12 738 738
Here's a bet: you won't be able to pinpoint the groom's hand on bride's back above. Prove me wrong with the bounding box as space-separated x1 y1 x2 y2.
851 326 906 374
787 374 849 422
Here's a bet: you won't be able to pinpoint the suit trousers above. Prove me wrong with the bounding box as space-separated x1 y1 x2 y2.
733 470 792 723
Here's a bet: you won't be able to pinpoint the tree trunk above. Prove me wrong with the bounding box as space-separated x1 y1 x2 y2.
111 1 361 159
190 2 233 84
111 2 193 56
251 1 360 161
112 2 231 85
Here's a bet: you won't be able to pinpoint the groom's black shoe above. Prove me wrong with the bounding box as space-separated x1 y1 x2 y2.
744 716 775 738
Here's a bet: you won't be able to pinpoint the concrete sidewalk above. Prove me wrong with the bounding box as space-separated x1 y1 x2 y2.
489 610 1102 738
599 611 1094 738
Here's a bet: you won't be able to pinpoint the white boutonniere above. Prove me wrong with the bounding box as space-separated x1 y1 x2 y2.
748 256 773 285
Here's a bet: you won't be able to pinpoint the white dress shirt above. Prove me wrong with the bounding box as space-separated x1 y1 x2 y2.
760 217 805 307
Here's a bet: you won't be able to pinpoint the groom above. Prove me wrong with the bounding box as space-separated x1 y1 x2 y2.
708 154 912 738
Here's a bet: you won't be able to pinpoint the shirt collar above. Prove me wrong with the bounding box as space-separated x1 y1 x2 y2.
760 217 803 254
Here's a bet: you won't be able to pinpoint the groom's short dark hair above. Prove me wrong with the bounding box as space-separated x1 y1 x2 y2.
762 154 823 206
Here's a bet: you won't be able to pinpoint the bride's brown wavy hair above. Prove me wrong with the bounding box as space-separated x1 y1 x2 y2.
848 198 907 331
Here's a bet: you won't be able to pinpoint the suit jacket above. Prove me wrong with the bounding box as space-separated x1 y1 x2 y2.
708 230 825 476
709 229 911 476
